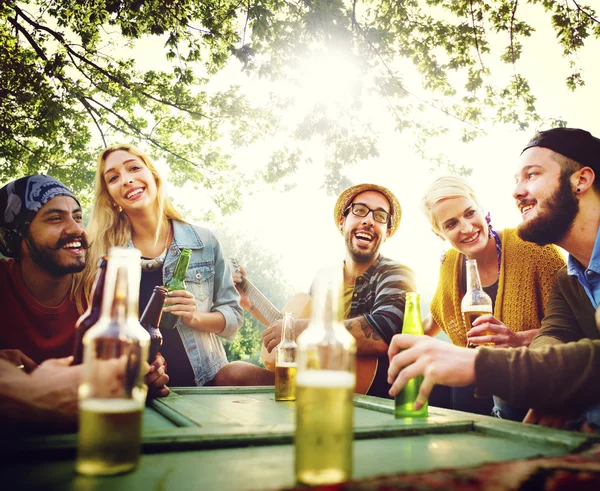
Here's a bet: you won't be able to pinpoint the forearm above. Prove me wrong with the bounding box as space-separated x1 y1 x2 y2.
475 339 600 410
344 316 388 356
0 362 75 427
423 314 441 337
187 310 227 335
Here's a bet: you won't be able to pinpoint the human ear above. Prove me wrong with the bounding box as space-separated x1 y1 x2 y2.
573 167 595 194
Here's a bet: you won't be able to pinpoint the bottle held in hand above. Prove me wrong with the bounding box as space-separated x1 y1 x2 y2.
159 248 191 330
461 259 493 347
394 292 428 419
140 286 167 363
72 255 108 365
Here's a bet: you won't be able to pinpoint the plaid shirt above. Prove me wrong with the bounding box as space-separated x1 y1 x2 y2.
349 255 417 345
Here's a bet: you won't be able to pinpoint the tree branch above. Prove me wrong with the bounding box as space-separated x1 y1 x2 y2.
572 0 600 24
13 5 212 120
84 96 216 177
469 0 486 71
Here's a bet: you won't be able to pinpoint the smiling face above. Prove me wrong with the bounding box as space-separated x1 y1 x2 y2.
102 149 158 215
432 196 488 256
513 147 579 246
23 196 88 277
340 190 391 264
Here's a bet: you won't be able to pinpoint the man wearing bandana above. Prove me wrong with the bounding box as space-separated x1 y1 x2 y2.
0 175 169 428
0 175 88 368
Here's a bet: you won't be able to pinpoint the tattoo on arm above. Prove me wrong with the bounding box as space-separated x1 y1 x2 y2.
346 317 382 341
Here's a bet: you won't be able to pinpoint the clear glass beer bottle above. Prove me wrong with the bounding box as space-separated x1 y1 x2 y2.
295 266 356 486
394 292 428 419
159 248 191 330
72 255 108 365
461 259 493 347
275 312 297 401
76 247 150 476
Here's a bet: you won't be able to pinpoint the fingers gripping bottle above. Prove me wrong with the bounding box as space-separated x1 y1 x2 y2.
295 266 356 486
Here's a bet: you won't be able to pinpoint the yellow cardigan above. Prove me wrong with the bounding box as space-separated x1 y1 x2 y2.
430 228 565 347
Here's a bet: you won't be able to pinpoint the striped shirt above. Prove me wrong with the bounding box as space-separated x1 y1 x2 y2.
349 255 417 345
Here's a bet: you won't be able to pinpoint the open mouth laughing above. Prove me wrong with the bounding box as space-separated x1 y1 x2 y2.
125 187 144 200
354 229 375 246
519 200 536 217
461 231 480 245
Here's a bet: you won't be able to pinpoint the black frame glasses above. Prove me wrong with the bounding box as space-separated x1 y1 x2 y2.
344 203 390 225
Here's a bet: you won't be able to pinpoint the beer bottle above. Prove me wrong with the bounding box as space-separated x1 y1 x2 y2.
72 255 108 365
275 312 297 401
461 259 493 347
140 286 167 364
76 247 150 476
159 248 191 330
295 266 356 486
394 292 428 419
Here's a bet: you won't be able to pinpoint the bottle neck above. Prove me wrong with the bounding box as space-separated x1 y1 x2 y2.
101 263 139 322
281 319 295 342
171 251 191 284
402 293 423 335
90 261 108 311
140 288 167 328
465 260 484 292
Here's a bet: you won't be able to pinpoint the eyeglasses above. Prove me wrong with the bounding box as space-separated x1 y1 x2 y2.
344 203 390 225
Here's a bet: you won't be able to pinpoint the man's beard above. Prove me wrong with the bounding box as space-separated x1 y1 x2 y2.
517 173 579 246
23 232 89 277
344 228 382 264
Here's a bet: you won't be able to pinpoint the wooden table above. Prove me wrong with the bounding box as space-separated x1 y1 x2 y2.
6 387 599 490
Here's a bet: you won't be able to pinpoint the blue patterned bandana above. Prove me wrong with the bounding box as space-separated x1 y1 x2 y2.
0 175 80 258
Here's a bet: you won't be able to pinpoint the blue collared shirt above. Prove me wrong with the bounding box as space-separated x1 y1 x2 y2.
567 226 600 310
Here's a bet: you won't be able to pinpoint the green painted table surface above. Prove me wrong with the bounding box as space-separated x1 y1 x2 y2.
5 387 598 491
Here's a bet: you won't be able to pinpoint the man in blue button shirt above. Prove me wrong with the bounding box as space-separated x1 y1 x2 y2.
388 128 600 430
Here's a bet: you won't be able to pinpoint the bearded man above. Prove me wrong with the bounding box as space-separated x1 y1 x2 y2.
253 184 417 398
387 128 600 429
0 175 89 367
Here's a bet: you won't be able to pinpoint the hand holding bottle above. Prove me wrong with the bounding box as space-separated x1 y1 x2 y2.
162 290 197 326
467 314 524 347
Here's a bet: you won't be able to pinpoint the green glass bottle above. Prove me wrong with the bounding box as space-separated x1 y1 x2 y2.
394 292 428 419
159 248 191 330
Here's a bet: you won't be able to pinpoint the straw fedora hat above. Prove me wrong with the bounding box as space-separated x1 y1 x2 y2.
333 183 401 237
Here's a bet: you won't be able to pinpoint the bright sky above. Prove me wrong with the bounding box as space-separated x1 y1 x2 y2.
143 8 600 313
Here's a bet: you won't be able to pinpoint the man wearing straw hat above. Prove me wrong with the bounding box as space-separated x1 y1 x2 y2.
255 183 417 398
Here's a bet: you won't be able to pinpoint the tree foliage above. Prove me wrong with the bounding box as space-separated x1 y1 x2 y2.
1 0 598 205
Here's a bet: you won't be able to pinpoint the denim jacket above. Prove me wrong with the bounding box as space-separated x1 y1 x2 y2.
162 220 242 385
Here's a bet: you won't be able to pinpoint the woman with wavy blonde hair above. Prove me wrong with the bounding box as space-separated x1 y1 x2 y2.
82 144 268 387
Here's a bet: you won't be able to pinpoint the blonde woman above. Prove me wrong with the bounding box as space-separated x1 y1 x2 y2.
420 175 565 418
83 144 269 387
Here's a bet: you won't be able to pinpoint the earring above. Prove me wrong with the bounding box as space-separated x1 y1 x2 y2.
577 188 581 193
112 202 122 212
439 242 447 265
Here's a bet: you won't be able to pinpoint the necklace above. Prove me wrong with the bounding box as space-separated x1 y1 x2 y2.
140 223 171 272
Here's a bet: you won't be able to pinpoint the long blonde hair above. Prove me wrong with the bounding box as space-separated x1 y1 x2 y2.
420 175 483 234
75 144 184 311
